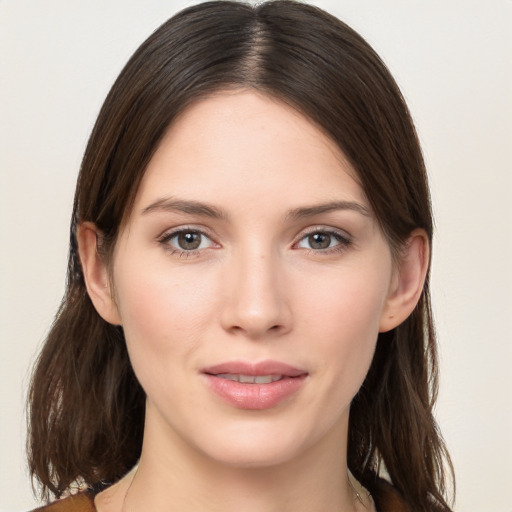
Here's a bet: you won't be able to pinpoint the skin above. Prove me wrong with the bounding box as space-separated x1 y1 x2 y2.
79 90 429 512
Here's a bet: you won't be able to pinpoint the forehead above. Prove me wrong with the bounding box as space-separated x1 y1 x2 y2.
133 90 367 213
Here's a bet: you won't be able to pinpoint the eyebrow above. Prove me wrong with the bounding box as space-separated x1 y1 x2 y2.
286 200 371 220
141 197 227 219
141 197 370 221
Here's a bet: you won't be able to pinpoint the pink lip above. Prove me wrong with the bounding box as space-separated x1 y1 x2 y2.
203 360 306 377
201 360 308 410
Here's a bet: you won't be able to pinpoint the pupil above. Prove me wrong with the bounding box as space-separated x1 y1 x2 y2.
178 232 201 250
309 233 331 249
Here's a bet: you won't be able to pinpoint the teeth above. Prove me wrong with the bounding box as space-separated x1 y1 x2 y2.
216 374 239 382
216 374 282 384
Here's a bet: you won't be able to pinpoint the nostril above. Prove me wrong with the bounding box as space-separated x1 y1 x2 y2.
227 323 283 336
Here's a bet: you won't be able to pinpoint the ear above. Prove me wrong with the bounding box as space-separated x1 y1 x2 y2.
77 222 122 325
379 229 430 333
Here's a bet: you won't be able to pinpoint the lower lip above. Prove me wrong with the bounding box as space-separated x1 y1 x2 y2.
203 374 307 410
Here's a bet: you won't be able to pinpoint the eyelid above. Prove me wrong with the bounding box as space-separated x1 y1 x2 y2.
157 224 217 241
297 225 352 241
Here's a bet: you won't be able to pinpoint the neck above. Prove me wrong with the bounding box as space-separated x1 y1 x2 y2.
98 405 359 512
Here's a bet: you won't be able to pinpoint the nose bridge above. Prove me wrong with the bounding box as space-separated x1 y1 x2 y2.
221 241 291 338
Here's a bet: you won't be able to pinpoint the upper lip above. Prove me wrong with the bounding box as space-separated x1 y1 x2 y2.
202 360 306 377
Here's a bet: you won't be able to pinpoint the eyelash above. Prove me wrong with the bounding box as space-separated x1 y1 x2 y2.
158 227 216 258
157 227 352 257
294 228 352 255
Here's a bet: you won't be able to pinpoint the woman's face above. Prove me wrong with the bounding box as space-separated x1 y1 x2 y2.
109 91 398 468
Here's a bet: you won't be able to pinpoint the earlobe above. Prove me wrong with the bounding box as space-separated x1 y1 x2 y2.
379 229 429 333
77 222 122 325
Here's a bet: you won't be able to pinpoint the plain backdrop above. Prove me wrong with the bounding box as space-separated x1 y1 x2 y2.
1 1 511 511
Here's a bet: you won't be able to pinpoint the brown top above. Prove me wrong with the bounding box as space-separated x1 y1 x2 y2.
31 491 96 512
31 479 410 512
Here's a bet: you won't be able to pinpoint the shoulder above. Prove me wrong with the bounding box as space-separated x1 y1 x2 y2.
30 491 96 512
371 477 411 512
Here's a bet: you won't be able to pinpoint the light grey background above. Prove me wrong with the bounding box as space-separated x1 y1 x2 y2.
1 1 511 511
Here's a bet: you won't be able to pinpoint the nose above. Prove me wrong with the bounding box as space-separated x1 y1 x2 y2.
220 246 292 339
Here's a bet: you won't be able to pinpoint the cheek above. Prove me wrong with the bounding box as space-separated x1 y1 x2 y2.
302 261 390 337
112 260 218 384
298 261 391 389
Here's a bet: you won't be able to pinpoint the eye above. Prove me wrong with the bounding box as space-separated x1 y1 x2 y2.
160 229 215 253
296 230 351 252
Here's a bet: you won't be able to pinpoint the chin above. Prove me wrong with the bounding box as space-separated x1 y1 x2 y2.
206 442 303 470
193 419 327 471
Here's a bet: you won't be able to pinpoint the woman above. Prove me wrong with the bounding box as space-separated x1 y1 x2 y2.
28 1 454 511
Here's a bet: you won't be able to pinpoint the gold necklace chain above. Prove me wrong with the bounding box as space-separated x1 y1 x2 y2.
348 471 375 511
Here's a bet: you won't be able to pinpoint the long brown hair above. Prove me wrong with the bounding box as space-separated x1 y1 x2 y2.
28 1 454 510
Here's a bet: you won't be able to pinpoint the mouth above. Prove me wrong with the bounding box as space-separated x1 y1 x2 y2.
201 360 308 410
213 374 284 384
202 360 306 378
